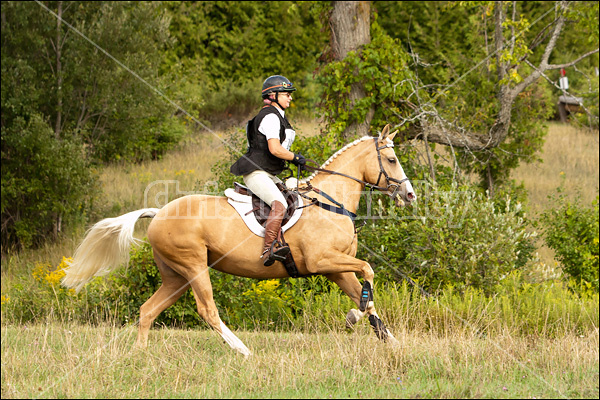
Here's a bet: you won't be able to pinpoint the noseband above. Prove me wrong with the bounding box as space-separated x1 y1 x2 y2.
374 139 409 200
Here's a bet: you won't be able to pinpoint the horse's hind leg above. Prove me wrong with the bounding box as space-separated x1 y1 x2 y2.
184 265 251 356
137 253 190 348
325 271 399 345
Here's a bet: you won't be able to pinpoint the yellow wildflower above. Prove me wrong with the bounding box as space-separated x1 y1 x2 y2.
32 263 51 282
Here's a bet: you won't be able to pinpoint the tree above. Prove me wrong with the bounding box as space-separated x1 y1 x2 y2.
400 1 598 150
386 1 599 192
329 1 373 139
1 1 180 249
318 1 599 192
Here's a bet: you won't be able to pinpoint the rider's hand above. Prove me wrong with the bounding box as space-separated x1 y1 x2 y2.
291 153 306 167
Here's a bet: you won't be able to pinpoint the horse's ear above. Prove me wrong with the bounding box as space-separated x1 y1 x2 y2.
380 124 390 140
388 130 397 142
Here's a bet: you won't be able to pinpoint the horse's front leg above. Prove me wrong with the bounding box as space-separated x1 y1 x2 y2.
324 272 367 327
325 272 398 345
310 255 399 345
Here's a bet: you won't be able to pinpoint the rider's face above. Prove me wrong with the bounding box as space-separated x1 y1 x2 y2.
273 92 292 109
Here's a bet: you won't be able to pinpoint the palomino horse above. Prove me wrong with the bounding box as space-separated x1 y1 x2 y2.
62 125 416 356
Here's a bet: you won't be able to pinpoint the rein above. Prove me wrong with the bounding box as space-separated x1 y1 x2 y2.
294 137 409 222
296 184 357 221
303 138 409 192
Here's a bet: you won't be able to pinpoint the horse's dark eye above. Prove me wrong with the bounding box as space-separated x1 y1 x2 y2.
387 158 396 164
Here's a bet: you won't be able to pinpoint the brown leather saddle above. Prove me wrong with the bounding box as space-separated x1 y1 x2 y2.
233 182 299 228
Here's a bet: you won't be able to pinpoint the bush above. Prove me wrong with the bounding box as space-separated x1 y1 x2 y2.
1 113 98 250
3 253 598 339
540 191 599 293
132 116 189 162
357 182 537 294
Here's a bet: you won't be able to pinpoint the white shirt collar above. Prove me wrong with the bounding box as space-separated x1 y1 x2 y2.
273 106 285 118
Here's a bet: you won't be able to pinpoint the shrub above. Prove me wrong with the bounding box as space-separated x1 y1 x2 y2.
3 254 598 339
540 191 599 293
1 113 98 250
1 257 82 323
357 182 537 294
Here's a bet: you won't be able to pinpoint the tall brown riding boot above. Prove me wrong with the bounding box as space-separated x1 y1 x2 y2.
261 201 290 266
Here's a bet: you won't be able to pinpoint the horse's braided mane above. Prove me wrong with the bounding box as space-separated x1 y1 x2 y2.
300 136 375 184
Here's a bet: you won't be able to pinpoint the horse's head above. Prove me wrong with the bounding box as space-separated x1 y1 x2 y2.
365 125 417 207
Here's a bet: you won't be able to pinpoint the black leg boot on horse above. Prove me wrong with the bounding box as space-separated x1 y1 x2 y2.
261 200 290 266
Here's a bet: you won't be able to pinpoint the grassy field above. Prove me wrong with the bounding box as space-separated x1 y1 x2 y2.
511 123 599 268
1 120 599 398
511 123 599 214
2 323 598 398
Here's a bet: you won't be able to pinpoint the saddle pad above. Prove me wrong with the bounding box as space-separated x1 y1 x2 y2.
224 188 303 237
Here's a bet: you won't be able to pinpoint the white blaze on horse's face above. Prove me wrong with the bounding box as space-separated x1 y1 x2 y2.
395 159 416 206
379 144 416 206
375 128 417 207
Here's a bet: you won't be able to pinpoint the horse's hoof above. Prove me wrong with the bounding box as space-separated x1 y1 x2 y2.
135 341 148 350
345 308 363 328
368 314 389 342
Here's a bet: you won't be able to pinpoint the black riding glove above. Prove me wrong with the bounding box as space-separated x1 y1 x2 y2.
291 153 306 167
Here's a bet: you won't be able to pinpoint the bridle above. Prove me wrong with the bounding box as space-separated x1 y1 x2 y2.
373 138 410 200
302 137 410 201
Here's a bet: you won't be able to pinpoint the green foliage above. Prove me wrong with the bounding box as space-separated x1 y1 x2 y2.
357 183 537 294
161 1 327 124
1 1 182 164
1 1 187 248
316 18 416 143
1 113 97 249
4 254 598 339
129 116 188 162
540 191 599 293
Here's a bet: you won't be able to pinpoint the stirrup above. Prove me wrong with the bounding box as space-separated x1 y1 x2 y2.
262 242 290 266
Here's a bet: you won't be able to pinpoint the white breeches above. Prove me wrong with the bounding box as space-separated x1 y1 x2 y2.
243 170 286 207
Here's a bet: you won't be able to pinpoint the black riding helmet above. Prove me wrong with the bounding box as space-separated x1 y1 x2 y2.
261 75 296 99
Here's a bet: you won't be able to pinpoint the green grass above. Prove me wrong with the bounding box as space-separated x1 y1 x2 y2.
2 323 598 398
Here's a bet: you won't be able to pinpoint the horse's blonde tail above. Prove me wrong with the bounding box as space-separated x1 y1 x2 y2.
62 208 160 293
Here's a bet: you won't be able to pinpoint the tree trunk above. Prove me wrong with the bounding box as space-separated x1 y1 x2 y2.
55 1 63 140
330 1 373 139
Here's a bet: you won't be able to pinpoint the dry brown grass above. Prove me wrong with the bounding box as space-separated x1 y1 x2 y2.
1 322 598 398
511 123 599 214
511 123 599 268
99 132 226 212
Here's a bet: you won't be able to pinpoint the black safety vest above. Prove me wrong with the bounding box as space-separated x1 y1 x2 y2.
230 106 293 176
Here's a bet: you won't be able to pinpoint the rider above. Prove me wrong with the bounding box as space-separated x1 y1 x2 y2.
230 75 306 266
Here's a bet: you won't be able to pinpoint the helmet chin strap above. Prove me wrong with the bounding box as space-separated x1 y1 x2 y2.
271 92 284 110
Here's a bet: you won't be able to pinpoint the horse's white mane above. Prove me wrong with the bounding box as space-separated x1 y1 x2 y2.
300 135 386 184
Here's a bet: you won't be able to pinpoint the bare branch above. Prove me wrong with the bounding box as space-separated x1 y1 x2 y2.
527 17 560 53
546 49 600 70
538 0 567 68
